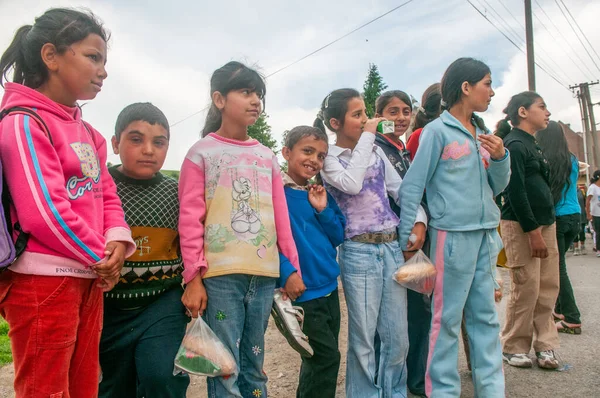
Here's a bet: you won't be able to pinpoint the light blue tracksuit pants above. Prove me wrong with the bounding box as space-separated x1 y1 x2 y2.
426 228 505 398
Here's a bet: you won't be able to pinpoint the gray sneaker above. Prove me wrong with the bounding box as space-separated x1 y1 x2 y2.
502 352 533 368
271 290 314 358
536 350 559 369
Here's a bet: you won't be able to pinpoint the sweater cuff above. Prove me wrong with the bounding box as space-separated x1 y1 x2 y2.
105 227 136 258
491 149 509 162
314 204 334 222
182 262 207 284
278 252 297 288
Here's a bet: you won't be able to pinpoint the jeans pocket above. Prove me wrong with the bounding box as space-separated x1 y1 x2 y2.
339 242 376 275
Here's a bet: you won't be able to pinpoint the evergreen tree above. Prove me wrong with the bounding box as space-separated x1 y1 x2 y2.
248 112 278 153
362 63 388 118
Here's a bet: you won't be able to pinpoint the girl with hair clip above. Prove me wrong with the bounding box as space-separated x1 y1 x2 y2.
373 90 430 397
536 121 583 335
406 83 443 161
317 88 428 398
0 8 136 397
178 61 301 398
398 57 509 397
498 91 560 370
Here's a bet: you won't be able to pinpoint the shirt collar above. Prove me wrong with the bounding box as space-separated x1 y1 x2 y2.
282 172 309 191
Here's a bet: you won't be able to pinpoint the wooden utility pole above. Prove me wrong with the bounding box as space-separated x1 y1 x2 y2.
524 0 536 91
572 82 600 171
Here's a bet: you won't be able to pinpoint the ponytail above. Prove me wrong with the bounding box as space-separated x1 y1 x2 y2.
472 114 487 132
313 110 327 135
202 104 222 137
495 116 511 139
0 25 34 87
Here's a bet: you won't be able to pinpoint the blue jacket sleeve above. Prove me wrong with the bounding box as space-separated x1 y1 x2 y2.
315 192 346 247
398 125 444 251
487 149 511 197
277 252 297 288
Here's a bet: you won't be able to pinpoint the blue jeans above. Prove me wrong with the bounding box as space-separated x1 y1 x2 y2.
203 274 276 398
339 240 408 398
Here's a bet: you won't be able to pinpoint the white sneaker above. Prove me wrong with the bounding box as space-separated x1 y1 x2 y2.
502 352 533 368
536 350 559 369
574 248 581 256
271 290 314 357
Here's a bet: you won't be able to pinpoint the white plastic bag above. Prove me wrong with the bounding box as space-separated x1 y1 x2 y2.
393 250 436 295
173 317 237 377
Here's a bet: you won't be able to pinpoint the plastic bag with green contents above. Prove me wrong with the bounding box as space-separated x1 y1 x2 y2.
173 317 237 377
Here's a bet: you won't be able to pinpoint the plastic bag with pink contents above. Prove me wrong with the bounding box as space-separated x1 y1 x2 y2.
393 250 437 295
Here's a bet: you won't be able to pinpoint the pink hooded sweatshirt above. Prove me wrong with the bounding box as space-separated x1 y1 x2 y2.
0 83 135 278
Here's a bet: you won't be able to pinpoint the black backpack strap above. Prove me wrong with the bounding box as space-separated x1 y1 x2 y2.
0 106 53 144
0 106 54 259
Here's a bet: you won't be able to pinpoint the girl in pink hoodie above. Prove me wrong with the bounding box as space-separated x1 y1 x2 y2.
0 9 135 397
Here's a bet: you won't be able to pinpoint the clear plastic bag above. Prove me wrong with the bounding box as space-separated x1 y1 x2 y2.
393 249 437 295
173 317 237 377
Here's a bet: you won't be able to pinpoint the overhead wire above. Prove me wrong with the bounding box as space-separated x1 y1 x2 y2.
466 0 570 91
534 0 596 79
170 0 415 127
554 0 600 73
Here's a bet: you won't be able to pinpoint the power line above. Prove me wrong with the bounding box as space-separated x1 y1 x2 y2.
557 0 600 69
493 0 575 85
534 0 596 79
532 7 594 81
466 0 570 91
170 0 416 128
266 0 415 78
477 0 570 87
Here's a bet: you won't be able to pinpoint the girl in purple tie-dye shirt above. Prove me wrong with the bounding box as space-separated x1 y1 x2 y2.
315 88 427 398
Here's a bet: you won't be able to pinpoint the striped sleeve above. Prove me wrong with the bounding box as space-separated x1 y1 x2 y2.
0 113 106 265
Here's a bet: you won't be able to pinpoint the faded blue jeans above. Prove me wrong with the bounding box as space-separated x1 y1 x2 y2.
203 274 276 398
339 240 408 398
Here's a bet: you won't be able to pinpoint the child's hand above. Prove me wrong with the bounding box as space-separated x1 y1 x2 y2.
182 274 208 318
477 134 506 160
308 184 327 213
403 222 426 261
93 241 127 279
363 117 387 134
97 275 119 292
528 227 548 258
282 272 305 301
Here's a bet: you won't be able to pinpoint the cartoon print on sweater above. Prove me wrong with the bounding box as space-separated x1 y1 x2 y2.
67 142 100 199
231 177 262 234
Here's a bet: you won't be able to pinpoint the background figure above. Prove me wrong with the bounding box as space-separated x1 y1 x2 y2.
374 89 431 397
586 170 600 257
536 121 582 335
573 184 587 255
499 91 560 370
406 83 442 161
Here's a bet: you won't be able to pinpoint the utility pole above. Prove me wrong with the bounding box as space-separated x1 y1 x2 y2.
585 82 599 169
572 81 600 172
524 0 536 91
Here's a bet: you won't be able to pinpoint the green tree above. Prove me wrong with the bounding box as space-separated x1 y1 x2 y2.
362 63 388 118
248 112 278 153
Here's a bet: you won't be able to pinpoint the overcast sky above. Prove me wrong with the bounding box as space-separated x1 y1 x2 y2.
1 0 599 170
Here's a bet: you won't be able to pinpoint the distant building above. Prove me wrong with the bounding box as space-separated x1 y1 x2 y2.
560 121 585 162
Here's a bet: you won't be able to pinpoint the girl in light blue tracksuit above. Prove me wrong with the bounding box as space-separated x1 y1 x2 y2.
398 58 510 398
